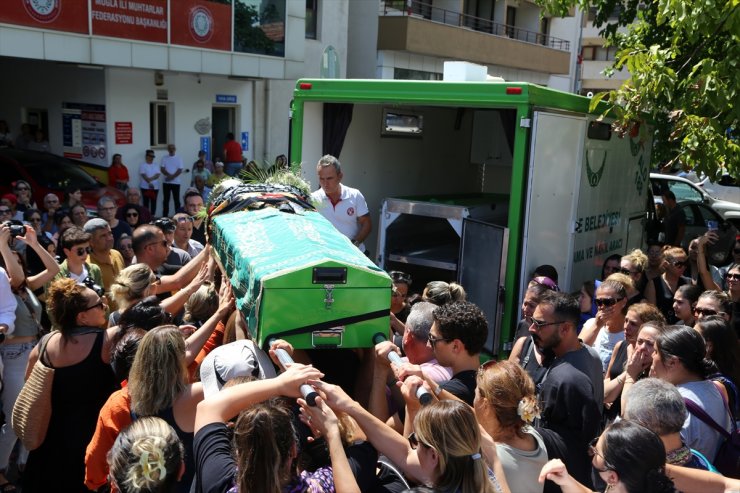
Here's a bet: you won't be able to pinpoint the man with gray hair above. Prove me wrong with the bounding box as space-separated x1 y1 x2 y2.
84 217 125 308
310 154 372 254
371 301 452 425
624 378 716 470
97 195 131 244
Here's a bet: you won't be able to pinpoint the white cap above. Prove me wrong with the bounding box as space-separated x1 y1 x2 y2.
200 340 277 397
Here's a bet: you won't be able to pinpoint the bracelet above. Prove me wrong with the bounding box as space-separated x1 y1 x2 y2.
434 385 443 397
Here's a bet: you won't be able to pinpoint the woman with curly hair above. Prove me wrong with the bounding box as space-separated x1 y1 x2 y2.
475 360 547 493
23 278 118 492
108 417 184 493
539 420 675 493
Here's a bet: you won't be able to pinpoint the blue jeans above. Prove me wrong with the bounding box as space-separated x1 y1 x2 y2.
225 162 242 177
0 342 35 469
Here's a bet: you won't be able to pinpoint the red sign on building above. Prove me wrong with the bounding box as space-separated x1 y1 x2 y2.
170 0 231 51
0 0 89 34
91 0 167 44
115 121 133 145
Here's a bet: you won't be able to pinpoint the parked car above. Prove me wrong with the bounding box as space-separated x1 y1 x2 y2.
0 149 124 213
651 172 740 228
681 171 740 204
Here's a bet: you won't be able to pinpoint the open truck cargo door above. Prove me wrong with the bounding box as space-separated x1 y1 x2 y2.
458 218 508 356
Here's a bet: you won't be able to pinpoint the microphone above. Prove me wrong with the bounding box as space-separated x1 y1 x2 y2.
372 333 433 405
272 347 318 406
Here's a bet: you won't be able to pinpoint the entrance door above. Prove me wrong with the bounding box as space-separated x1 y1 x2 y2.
457 218 508 356
212 107 236 162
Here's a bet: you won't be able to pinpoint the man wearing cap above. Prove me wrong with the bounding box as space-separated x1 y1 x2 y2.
311 154 372 254
98 196 132 245
116 187 152 225
160 144 184 217
139 150 160 216
84 218 125 309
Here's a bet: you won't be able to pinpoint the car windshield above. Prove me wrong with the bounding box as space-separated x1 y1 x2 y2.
14 153 98 190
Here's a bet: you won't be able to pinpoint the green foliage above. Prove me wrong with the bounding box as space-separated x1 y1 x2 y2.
539 0 739 178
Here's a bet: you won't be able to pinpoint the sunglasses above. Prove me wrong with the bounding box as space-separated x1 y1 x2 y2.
84 299 106 311
588 437 616 472
389 271 412 285
75 246 92 256
619 268 639 276
126 212 139 218
176 216 194 223
427 333 452 347
530 318 565 330
407 432 428 450
694 307 719 317
595 297 623 307
0 209 10 214
726 273 740 281
669 260 688 268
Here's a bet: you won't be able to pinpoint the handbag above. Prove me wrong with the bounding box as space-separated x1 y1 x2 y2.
684 397 740 478
11 333 54 451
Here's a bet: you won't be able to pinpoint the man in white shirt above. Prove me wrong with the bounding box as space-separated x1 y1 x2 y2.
139 150 160 217
310 154 372 253
160 144 184 217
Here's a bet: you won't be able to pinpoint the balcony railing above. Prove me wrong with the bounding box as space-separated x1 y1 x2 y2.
381 0 571 51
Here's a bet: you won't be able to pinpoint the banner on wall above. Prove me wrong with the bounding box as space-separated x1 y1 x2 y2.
0 0 89 34
171 0 232 51
91 0 167 43
62 103 107 167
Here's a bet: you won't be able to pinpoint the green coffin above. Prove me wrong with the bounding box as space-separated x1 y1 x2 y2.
210 207 391 349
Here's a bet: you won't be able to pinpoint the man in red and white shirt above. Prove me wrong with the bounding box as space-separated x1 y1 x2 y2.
310 154 372 253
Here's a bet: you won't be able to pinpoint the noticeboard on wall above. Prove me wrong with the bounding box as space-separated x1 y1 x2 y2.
62 103 108 167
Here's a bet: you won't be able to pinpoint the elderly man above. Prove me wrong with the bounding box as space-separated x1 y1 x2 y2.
173 213 204 257
41 193 61 234
310 154 372 254
116 187 152 225
98 196 131 245
84 218 125 308
184 190 206 245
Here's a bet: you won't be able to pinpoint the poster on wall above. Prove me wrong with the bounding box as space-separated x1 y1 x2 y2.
171 0 232 51
91 0 167 43
62 103 107 167
0 0 89 34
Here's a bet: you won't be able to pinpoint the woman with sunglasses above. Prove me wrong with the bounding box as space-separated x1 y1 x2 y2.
116 233 134 267
580 279 628 372
23 278 118 492
650 325 732 461
13 180 37 218
123 206 141 229
645 247 692 324
693 290 732 323
539 420 674 493
52 226 104 296
476 360 547 493
620 249 648 299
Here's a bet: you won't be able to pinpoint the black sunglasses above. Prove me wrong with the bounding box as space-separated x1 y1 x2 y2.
726 273 740 281
75 246 92 256
619 268 639 276
530 318 565 330
84 299 105 311
0 209 10 214
595 297 623 307
694 307 719 317
126 212 139 218
588 437 616 472
669 260 688 268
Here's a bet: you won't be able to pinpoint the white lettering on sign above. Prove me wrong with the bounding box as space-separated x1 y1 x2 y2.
127 1 164 15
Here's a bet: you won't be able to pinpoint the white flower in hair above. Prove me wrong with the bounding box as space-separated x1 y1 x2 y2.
517 397 540 424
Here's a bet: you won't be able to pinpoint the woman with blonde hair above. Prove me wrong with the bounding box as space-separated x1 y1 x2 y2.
475 360 547 493
107 417 184 493
110 263 156 326
422 281 466 306
182 282 218 327
127 326 203 492
621 249 649 298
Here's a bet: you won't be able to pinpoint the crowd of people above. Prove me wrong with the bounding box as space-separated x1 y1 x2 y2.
0 152 737 493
